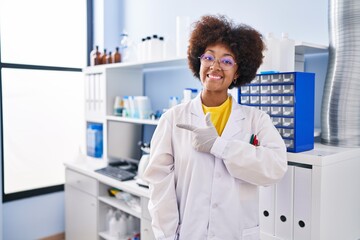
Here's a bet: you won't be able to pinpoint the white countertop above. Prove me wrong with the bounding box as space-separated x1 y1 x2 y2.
287 142 360 166
64 158 150 198
65 143 360 193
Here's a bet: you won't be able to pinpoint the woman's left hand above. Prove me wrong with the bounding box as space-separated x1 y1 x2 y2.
176 112 218 153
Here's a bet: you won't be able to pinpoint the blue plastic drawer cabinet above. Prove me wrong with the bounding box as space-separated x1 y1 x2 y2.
239 72 315 153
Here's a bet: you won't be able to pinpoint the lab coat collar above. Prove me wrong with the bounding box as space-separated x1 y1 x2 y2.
190 93 246 138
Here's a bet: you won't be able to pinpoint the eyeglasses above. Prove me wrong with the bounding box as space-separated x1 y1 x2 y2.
199 53 237 70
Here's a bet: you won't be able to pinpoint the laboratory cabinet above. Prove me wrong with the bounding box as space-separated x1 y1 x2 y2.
65 169 98 240
65 144 360 240
65 162 154 240
260 144 360 240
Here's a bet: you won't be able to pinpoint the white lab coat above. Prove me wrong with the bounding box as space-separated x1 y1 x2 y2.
143 94 287 240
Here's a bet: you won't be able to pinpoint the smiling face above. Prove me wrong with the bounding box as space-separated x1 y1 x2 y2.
199 43 239 105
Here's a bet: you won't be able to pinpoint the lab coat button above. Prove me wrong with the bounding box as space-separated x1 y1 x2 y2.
215 172 221 178
212 203 218 208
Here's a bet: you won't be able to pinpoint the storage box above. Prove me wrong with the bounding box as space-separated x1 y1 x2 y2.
86 122 103 158
238 72 315 152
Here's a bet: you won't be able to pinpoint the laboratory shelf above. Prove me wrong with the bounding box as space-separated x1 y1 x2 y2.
83 42 327 74
83 57 188 73
98 196 141 218
294 41 328 54
106 115 159 126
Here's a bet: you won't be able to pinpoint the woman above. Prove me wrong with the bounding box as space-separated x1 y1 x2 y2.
143 15 287 240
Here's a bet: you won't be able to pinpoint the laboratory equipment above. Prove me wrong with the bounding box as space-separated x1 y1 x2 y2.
321 0 360 146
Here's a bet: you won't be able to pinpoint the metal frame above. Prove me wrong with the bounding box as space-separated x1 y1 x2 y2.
0 0 93 202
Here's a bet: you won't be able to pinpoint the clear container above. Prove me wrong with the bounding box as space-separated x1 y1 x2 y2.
120 32 135 62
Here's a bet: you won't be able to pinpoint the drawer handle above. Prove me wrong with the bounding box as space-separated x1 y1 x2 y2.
263 210 269 217
298 220 305 228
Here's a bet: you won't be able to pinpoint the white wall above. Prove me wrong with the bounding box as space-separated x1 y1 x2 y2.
3 192 64 240
95 0 329 61
118 0 328 48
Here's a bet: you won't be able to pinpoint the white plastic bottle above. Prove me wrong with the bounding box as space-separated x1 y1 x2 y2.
151 34 162 60
108 215 120 237
105 208 114 231
279 32 295 72
169 96 179 108
163 37 175 60
182 88 192 103
159 36 165 60
260 32 280 73
118 213 127 238
137 38 146 62
127 215 136 235
145 36 152 61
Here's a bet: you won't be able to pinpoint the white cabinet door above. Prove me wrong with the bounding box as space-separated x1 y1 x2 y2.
65 185 98 240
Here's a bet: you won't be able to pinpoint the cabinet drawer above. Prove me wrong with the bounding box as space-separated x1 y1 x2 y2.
66 169 97 196
141 197 151 220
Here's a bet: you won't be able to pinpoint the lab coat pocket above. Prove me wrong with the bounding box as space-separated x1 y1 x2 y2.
242 225 260 240
233 131 252 143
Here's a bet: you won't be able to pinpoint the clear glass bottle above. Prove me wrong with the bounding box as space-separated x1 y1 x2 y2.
120 32 130 62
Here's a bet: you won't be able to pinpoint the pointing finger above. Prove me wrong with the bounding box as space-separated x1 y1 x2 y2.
205 112 213 127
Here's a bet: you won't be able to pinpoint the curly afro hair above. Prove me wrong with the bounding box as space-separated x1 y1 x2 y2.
187 15 264 88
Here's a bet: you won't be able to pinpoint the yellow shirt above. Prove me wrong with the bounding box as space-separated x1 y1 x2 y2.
202 97 232 136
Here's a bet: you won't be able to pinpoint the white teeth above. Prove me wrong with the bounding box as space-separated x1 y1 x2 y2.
208 74 222 79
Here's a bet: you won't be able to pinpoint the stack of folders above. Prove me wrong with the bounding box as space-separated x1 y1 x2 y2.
259 164 312 240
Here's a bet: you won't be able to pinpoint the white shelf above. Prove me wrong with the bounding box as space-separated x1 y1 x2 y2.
106 115 159 125
83 43 327 73
295 41 328 54
287 142 360 166
98 196 141 218
83 57 188 74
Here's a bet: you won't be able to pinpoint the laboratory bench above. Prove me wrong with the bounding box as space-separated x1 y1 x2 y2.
64 159 154 240
64 143 360 240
